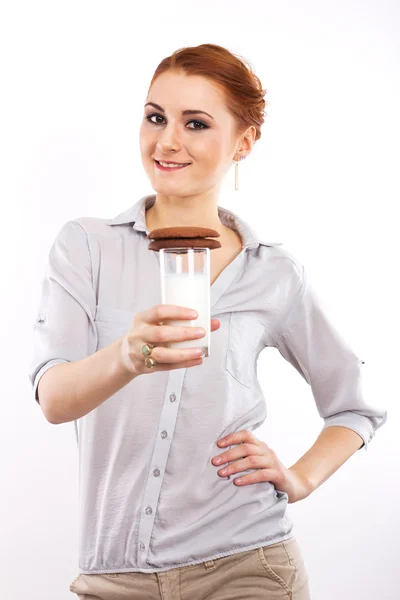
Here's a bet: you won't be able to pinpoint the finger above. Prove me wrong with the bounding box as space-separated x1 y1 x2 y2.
217 454 267 476
217 429 255 447
210 318 221 332
233 468 275 486
218 430 267 449
142 304 199 326
149 356 204 371
149 344 205 364
142 323 206 344
212 443 262 465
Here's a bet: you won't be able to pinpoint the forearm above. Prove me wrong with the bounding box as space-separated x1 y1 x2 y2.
38 336 137 424
289 426 364 495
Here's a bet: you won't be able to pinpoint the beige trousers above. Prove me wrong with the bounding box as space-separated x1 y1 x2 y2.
69 536 311 600
70 535 311 599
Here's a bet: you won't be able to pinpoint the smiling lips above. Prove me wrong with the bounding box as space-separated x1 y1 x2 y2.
154 159 191 171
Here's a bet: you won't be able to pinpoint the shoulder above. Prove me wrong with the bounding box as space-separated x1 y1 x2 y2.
61 216 126 240
257 243 304 288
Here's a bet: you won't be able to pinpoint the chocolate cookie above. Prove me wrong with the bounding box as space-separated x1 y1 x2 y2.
147 226 220 240
148 238 221 251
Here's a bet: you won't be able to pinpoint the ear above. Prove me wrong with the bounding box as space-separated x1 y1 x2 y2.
240 125 256 156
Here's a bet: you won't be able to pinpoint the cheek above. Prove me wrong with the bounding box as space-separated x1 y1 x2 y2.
138 130 146 154
139 123 156 150
195 137 225 165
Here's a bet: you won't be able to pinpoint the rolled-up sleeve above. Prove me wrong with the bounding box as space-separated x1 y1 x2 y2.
29 220 98 404
271 262 387 451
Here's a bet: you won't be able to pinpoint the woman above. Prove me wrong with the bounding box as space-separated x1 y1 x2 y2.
29 43 387 599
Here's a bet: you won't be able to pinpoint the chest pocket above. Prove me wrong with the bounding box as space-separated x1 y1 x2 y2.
94 306 135 348
225 312 266 388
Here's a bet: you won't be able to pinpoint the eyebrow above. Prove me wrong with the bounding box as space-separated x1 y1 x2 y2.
145 102 215 121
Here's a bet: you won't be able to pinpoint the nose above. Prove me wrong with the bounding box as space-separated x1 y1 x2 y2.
156 121 182 154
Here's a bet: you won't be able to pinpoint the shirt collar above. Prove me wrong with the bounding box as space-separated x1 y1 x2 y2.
106 194 282 250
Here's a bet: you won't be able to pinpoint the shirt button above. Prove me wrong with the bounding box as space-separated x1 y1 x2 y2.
161 430 167 439
139 542 145 551
169 393 176 402
153 468 160 477
145 506 153 515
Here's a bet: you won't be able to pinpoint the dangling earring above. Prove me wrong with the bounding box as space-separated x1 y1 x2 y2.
234 155 246 191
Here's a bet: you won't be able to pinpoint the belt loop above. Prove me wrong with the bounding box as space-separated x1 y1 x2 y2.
203 559 216 571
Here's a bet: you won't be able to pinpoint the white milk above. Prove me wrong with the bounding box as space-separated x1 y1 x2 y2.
161 272 210 357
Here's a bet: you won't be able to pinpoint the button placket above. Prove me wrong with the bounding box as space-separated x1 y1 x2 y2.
136 371 185 566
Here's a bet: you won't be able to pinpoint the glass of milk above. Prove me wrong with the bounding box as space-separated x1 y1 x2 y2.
159 247 210 357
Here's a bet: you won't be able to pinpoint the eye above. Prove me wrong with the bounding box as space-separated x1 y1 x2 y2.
187 120 208 130
146 113 164 126
145 113 208 130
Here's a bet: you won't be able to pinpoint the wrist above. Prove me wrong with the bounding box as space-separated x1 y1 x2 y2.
115 335 138 379
288 465 315 500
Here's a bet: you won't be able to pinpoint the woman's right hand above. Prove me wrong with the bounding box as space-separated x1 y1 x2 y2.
119 304 221 376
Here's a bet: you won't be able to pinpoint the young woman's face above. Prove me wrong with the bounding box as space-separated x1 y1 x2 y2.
139 71 241 196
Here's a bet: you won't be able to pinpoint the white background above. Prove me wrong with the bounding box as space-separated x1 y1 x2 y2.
1 1 398 598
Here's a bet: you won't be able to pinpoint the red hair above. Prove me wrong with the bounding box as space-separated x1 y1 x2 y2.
148 43 268 142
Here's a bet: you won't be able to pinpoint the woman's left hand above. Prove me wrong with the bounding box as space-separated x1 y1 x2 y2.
212 430 311 504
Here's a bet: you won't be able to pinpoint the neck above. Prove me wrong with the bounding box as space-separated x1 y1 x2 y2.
145 191 225 234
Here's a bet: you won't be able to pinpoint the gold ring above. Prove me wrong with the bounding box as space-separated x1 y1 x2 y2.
144 357 157 368
141 343 154 357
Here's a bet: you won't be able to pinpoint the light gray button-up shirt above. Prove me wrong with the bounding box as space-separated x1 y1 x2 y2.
29 193 387 575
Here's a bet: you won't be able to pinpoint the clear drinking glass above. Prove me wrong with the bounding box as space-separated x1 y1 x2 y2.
159 247 210 357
